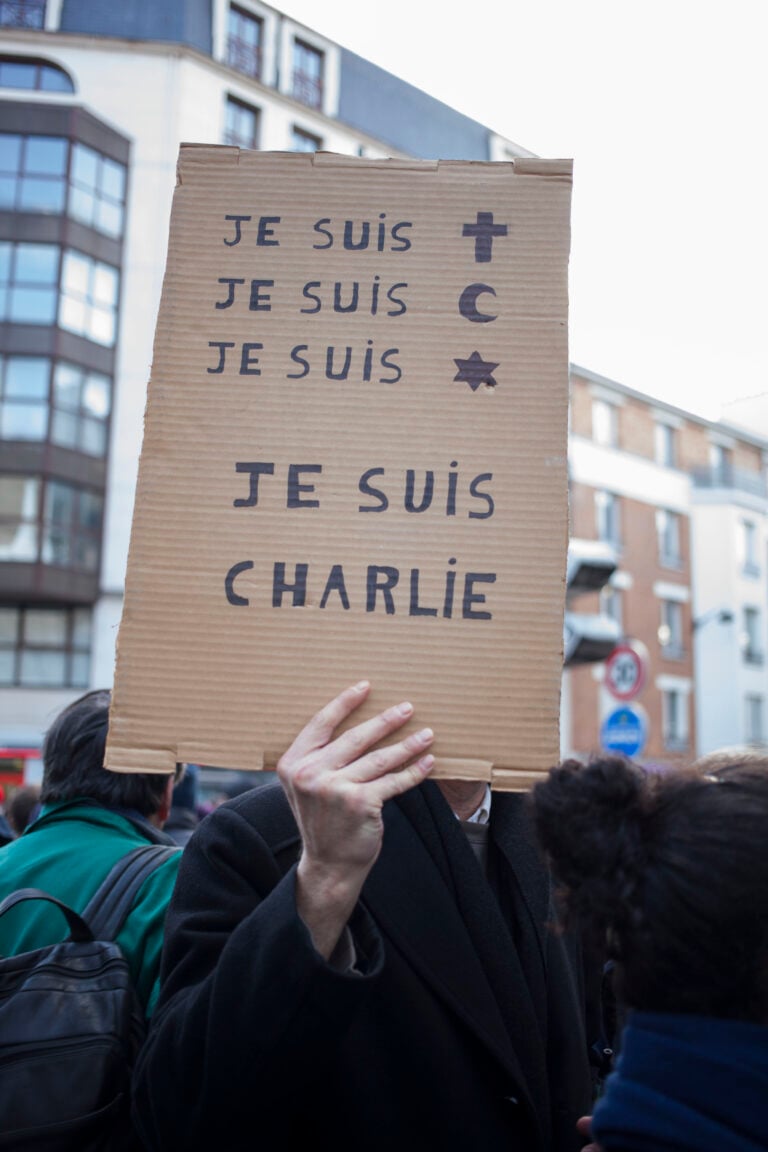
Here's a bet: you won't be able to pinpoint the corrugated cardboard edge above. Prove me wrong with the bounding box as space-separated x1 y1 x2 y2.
106 746 545 792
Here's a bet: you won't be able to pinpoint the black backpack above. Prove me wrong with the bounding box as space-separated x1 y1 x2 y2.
0 843 177 1151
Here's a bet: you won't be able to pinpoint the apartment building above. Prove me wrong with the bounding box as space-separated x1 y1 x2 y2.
565 365 768 767
0 0 531 783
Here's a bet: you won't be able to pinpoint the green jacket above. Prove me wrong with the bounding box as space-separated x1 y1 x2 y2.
0 800 181 1017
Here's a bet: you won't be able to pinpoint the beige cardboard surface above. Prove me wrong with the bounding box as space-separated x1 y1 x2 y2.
106 147 573 790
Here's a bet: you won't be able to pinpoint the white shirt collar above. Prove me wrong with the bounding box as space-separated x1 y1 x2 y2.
464 783 492 825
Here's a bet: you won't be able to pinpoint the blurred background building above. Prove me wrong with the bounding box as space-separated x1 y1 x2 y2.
1 0 766 790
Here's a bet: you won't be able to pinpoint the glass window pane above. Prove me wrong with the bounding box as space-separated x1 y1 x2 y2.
50 408 78 448
72 608 91 647
82 372 110 417
71 650 90 686
0 241 11 280
0 650 14 684
10 285 57 322
69 185 95 226
59 294 87 335
0 134 22 168
92 263 117 306
19 175 65 212
71 143 98 188
6 356 49 398
0 175 15 207
74 535 99 571
0 521 37 561
40 66 73 93
1 62 36 89
78 490 103 530
0 401 47 438
0 606 19 643
53 362 82 408
80 416 106 456
41 524 70 565
88 305 115 346
0 475 38 517
100 157 125 200
62 250 90 295
95 199 122 237
25 609 67 645
20 649 66 686
15 243 58 282
46 481 74 523
25 137 68 175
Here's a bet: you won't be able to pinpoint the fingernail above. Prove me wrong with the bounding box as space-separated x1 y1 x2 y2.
418 754 434 772
417 727 433 742
353 680 370 693
398 701 414 716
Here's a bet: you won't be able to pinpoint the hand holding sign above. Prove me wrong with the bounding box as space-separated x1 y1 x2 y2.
278 681 434 958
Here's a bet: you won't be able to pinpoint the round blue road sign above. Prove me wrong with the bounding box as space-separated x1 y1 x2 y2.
600 705 647 758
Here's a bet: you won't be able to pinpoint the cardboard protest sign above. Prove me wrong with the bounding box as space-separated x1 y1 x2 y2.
105 147 573 790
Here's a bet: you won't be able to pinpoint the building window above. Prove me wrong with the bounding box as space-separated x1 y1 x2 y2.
0 240 59 324
69 143 126 238
0 355 111 456
599 585 623 634
662 689 689 751
709 442 732 485
41 479 102 571
0 474 39 561
658 599 684 659
0 133 67 213
51 361 111 456
742 606 763 665
654 422 677 467
0 1 45 30
595 490 620 547
0 54 72 91
224 96 260 149
292 39 323 109
0 134 126 238
0 605 91 688
0 475 102 571
59 250 119 346
656 508 681 568
592 398 618 447
0 354 49 440
740 519 760 577
745 695 764 745
227 4 262 79
290 126 322 153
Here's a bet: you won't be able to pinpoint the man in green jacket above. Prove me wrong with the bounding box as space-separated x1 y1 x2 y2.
0 688 182 1017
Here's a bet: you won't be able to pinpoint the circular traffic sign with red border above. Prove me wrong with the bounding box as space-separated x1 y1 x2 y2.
604 641 648 701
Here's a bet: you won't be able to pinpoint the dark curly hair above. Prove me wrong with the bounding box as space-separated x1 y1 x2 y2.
40 689 178 817
531 754 768 1024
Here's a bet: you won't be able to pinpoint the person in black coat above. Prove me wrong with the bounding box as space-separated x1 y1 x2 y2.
132 682 597 1151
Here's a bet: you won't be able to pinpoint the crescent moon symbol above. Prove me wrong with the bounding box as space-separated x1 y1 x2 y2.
459 283 497 323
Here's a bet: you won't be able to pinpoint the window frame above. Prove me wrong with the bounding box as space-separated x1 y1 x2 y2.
292 37 323 109
0 603 91 688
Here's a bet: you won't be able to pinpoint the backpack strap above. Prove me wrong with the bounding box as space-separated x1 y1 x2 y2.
83 844 179 941
0 888 93 943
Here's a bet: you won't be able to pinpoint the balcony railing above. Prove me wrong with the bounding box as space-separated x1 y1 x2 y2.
691 465 768 499
0 0 45 27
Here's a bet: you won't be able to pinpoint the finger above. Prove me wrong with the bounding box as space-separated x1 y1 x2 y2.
363 752 435 804
324 700 417 769
284 681 371 763
340 726 435 783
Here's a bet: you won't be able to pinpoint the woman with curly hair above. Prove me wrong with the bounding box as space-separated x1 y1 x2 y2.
531 753 768 1152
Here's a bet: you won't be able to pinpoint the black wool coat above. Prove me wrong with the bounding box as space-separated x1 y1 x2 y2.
132 780 595 1152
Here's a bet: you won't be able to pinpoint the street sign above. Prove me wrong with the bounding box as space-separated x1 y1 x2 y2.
600 705 648 758
604 641 648 701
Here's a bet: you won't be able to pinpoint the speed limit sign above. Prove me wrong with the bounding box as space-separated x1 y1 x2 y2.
604 642 648 701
